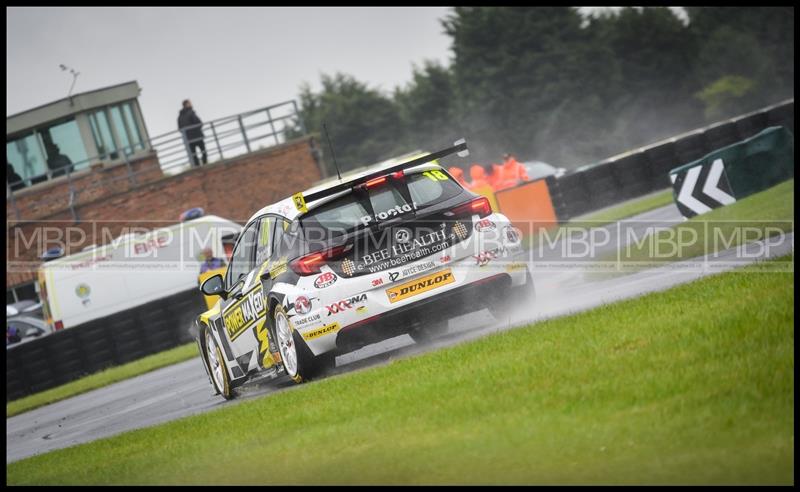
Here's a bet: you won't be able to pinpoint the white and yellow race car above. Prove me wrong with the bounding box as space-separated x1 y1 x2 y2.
195 140 535 399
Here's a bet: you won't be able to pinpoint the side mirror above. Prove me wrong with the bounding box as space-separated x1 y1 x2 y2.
200 274 227 300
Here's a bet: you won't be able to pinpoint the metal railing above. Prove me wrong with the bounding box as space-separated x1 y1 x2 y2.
7 100 306 221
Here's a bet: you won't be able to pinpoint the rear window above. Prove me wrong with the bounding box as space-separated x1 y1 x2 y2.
300 170 463 239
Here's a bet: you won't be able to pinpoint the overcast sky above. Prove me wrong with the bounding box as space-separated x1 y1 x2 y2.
7 7 688 139
6 7 452 137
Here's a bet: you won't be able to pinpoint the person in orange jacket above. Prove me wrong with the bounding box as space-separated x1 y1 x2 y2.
468 164 491 190
502 153 529 185
448 166 470 188
488 162 507 191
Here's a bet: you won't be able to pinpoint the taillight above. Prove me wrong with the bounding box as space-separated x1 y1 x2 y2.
452 196 492 218
290 244 349 276
365 176 388 189
54 320 64 331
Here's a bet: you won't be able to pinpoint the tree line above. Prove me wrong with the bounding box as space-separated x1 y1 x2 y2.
287 7 794 174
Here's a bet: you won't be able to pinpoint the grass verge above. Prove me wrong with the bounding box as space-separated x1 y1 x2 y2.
588 179 794 277
7 342 198 418
571 188 675 224
7 255 794 485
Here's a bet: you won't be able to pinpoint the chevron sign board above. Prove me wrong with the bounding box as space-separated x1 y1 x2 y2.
670 159 736 218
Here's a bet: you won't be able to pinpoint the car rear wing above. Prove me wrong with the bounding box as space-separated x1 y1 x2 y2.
292 139 469 213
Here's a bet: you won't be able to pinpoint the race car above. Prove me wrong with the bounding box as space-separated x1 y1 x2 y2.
195 140 535 399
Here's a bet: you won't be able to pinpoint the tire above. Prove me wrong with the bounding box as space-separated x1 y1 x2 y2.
488 271 536 321
203 325 235 400
409 320 449 344
273 306 335 384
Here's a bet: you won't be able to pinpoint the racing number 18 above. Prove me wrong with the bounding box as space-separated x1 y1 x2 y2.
423 170 449 182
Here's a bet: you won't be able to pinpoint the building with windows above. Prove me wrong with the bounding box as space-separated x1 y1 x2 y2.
6 81 150 190
6 83 319 307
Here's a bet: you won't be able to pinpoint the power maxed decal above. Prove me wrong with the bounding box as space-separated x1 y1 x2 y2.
223 286 266 341
386 268 455 303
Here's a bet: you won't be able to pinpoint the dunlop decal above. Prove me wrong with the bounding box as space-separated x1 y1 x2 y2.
386 268 454 304
302 322 341 341
223 286 266 341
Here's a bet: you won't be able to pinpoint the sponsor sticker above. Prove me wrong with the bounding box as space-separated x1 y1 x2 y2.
476 219 496 232
223 286 266 341
292 192 307 213
360 202 417 226
506 262 527 273
294 295 312 315
293 313 321 327
474 248 504 267
454 222 468 240
360 227 453 275
371 277 384 287
302 322 341 341
342 258 356 277
269 259 288 278
388 260 437 282
504 226 521 245
326 293 367 316
394 228 411 244
314 272 338 289
386 268 455 304
75 283 91 298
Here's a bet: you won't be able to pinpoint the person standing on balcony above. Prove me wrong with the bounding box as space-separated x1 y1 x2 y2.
178 99 207 167
45 143 72 178
7 162 25 191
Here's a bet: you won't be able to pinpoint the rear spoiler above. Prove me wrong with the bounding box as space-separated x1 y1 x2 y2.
292 139 469 213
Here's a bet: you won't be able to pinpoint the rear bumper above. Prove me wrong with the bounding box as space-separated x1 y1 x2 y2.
334 272 512 352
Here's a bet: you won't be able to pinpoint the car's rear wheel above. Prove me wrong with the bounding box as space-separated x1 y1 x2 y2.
488 271 536 321
408 319 449 343
204 327 235 400
274 307 334 384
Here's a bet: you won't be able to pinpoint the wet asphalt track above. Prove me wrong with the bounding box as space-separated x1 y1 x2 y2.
6 202 794 464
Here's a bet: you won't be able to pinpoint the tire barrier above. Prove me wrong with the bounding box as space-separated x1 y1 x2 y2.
668 126 794 218
6 289 205 402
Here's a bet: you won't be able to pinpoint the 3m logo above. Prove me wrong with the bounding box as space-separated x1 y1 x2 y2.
385 269 454 304
302 322 341 341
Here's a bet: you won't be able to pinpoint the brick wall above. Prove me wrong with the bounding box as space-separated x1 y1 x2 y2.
7 153 164 223
6 136 323 289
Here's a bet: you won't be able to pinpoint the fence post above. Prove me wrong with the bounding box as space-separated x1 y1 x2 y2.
238 115 251 153
266 107 279 145
292 100 307 135
210 121 223 160
68 188 79 222
122 148 137 186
